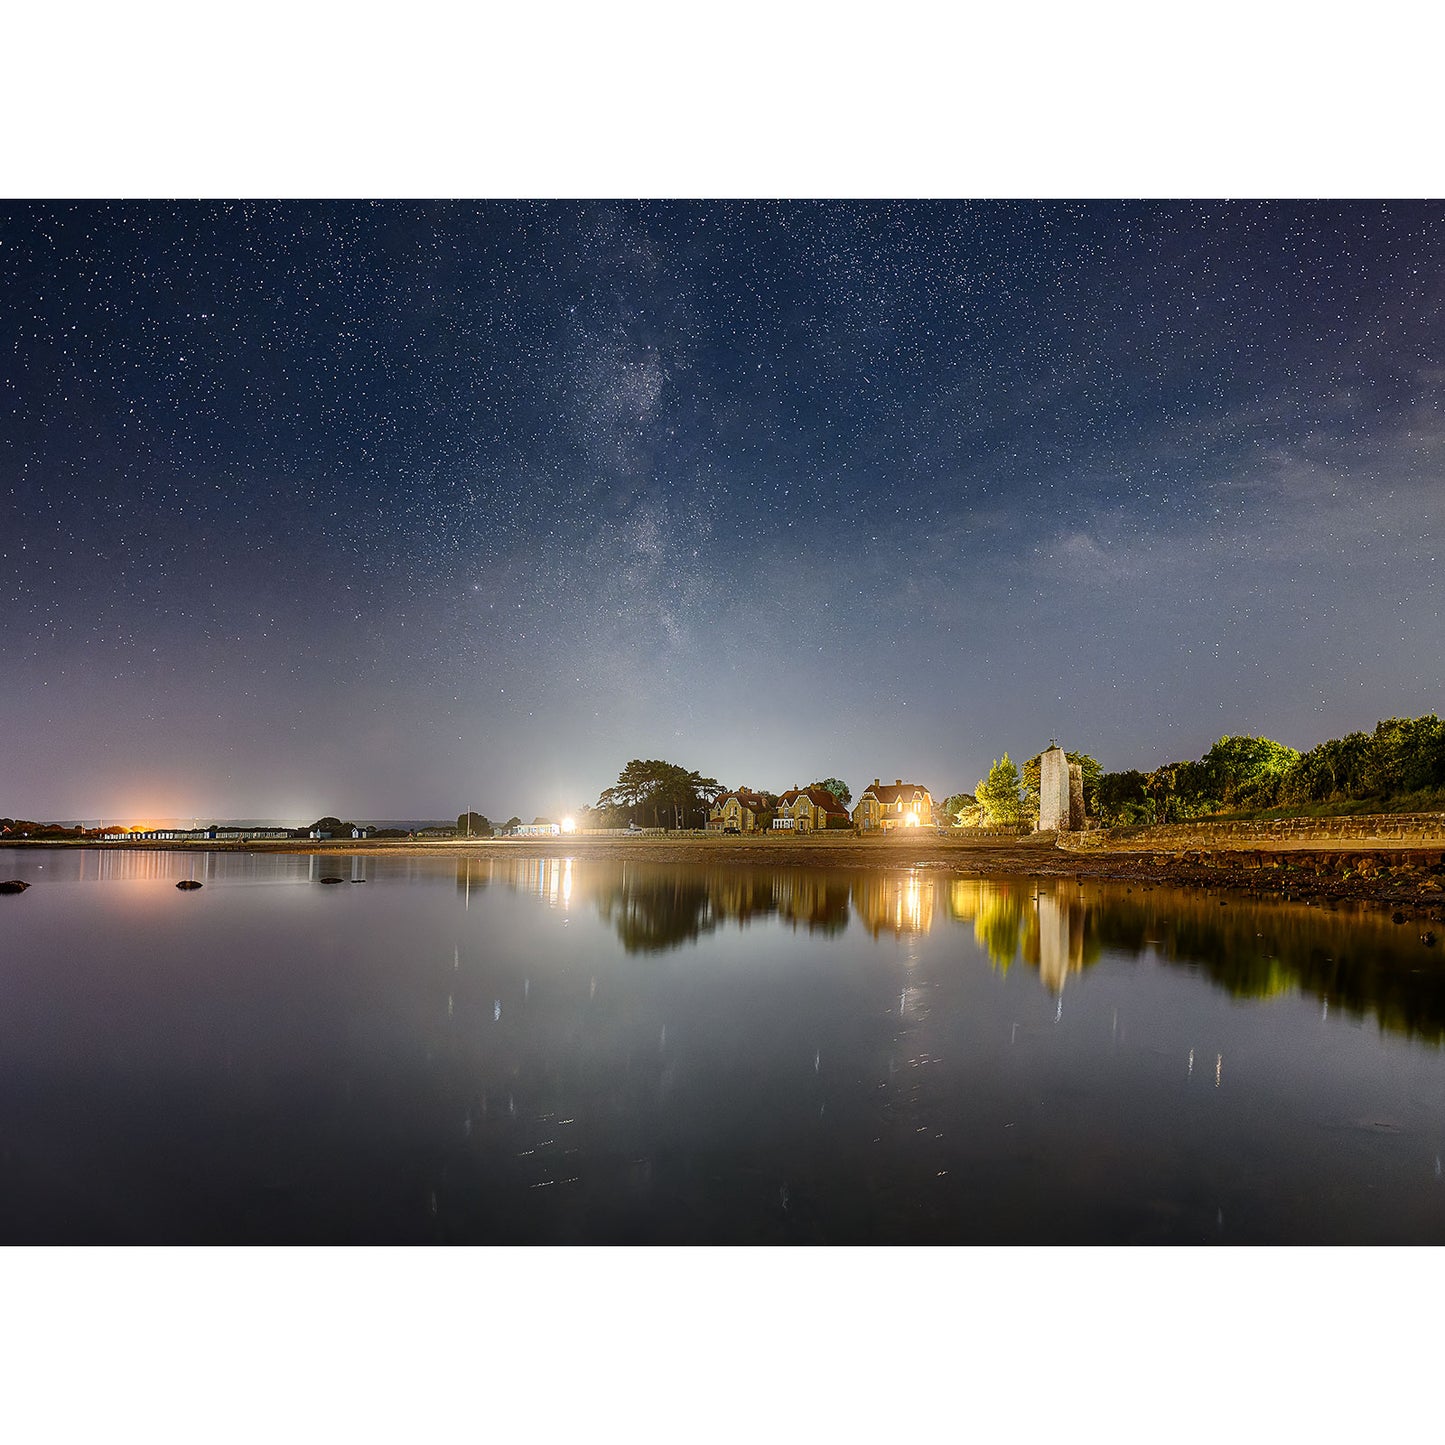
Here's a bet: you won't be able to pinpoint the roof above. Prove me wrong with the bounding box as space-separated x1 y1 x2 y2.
780 786 845 813
713 789 768 811
858 780 932 805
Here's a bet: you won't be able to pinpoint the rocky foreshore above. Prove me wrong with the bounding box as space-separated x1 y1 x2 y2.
1068 846 1445 918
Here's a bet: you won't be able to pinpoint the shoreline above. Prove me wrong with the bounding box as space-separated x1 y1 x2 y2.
5 833 1443 920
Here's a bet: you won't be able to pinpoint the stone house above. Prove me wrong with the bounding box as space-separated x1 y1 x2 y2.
774 785 849 832
852 778 935 832
708 788 770 833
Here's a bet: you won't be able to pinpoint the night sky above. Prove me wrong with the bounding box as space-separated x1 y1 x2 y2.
3 200 1442 824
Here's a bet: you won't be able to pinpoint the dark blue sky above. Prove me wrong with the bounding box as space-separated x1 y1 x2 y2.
3 200 1442 822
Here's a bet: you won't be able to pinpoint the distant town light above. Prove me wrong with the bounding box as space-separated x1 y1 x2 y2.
561 816 576 833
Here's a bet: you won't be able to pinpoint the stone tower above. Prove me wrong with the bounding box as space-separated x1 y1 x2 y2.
1068 762 1085 831
1039 744 1070 833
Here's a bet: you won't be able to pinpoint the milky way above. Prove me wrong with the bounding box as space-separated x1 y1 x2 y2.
2 201 1441 822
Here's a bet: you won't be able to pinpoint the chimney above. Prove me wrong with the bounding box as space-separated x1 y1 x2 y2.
895 779 902 787
873 778 880 789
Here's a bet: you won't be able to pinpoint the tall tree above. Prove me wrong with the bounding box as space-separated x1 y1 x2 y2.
812 778 851 806
594 760 721 829
975 755 1023 825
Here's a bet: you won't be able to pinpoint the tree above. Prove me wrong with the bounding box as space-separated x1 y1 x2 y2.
503 816 522 831
1096 770 1152 825
812 778 851 806
1142 759 1216 822
670 769 721 829
975 754 1023 826
458 811 493 837
593 760 720 830
1278 730 1372 805
940 792 977 824
1361 715 1445 797
1199 735 1300 810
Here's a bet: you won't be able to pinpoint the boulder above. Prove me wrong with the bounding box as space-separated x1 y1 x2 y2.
0 879 30 894
176 880 203 890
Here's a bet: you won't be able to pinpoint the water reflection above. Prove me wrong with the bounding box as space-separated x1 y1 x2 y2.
468 856 1445 1041
6 846 1445 1244
1025 891 1103 994
1091 887 1445 1043
848 871 932 937
459 857 854 949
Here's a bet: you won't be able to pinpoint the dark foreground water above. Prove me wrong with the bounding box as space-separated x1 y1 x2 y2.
1 847 1443 1244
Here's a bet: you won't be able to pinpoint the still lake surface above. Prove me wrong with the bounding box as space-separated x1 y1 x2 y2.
1 846 1443 1244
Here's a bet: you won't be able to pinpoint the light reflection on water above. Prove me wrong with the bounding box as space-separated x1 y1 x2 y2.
1 848 1444 1244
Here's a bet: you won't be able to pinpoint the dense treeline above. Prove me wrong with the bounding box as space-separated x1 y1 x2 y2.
1096 714 1445 825
0 818 92 839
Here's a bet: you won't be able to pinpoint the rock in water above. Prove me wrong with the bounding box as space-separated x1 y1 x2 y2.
319 876 346 884
176 880 203 890
0 879 30 894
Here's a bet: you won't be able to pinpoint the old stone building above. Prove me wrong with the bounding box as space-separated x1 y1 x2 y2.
775 785 849 832
852 779 934 832
1040 744 1088 832
1039 745 1071 832
708 788 770 833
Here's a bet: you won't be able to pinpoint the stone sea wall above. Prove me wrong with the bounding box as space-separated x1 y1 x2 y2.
1058 812 1445 852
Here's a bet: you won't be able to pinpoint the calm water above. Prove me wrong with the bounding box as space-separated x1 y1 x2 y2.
1 847 1443 1244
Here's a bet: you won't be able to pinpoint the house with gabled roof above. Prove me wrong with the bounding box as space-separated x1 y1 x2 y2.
774 785 849 832
852 778 934 832
708 788 770 833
